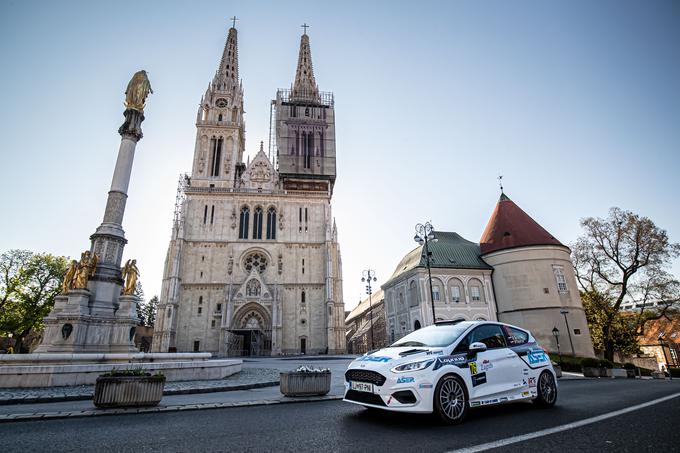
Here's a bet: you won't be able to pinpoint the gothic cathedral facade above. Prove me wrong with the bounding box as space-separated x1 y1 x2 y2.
151 26 346 356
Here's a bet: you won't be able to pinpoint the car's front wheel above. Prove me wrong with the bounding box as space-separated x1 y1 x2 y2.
434 374 468 424
533 370 557 407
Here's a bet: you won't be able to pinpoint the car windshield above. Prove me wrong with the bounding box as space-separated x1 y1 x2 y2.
390 322 475 348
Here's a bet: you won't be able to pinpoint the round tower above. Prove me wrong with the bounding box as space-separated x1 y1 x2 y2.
480 193 595 358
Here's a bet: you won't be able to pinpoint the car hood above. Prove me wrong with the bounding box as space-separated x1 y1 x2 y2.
350 346 445 368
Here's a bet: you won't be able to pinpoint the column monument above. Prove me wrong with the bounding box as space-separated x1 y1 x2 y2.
36 71 153 353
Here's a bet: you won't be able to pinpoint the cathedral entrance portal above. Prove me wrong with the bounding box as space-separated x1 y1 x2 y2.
228 303 272 356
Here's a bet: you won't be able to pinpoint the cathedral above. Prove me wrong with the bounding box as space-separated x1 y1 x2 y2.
151 25 346 356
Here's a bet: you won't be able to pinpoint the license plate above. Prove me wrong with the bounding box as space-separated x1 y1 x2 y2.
350 381 374 393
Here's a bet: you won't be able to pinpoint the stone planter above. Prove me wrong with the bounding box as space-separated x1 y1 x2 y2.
582 366 600 377
611 368 628 378
93 375 165 408
280 371 331 397
625 369 637 379
600 368 613 378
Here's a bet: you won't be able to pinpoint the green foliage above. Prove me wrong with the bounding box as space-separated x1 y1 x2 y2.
548 353 588 372
581 290 641 357
101 367 165 378
138 295 159 327
0 249 69 352
581 357 600 368
599 359 614 369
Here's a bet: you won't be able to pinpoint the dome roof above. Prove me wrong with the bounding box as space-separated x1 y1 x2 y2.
480 193 564 255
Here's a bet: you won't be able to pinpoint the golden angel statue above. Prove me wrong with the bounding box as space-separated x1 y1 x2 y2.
73 251 98 289
124 70 153 112
62 259 78 293
121 259 140 296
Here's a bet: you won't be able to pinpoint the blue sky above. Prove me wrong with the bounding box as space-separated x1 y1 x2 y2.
1 0 678 310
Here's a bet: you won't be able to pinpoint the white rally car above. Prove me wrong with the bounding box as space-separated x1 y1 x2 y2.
344 320 557 424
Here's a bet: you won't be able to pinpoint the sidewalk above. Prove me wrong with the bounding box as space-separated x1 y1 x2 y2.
0 356 356 423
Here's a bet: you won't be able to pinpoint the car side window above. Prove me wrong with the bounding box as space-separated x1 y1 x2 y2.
469 325 507 349
502 325 529 346
453 325 507 352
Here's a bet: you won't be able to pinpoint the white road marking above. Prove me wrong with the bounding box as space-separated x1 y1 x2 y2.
449 391 680 453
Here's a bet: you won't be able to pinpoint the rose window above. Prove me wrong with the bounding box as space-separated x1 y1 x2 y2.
244 253 268 273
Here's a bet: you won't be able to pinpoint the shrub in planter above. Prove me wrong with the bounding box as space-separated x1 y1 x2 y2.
280 366 331 397
93 368 166 408
581 357 601 377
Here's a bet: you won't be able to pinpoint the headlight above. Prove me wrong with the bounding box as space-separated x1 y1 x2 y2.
391 359 434 373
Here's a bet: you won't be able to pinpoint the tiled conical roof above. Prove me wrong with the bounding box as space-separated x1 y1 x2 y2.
480 193 564 255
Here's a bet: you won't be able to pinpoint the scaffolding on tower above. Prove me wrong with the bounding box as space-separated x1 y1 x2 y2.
173 173 189 231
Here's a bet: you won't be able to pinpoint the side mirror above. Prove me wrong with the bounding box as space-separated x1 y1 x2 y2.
469 342 487 354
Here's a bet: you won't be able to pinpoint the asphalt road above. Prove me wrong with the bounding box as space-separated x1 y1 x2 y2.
1 379 679 452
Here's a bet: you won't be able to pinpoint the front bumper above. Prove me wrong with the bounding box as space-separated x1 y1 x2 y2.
343 366 434 413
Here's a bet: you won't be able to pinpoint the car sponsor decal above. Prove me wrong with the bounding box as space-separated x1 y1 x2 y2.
469 361 478 375
472 372 487 387
499 397 508 402
357 355 392 363
523 368 529 375
432 353 470 370
396 376 415 384
470 401 481 407
480 359 493 371
419 383 433 389
522 391 531 397
527 348 549 365
426 350 444 356
528 377 537 387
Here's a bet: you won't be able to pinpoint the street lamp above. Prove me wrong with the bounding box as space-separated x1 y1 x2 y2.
560 309 576 357
414 222 438 324
552 326 562 365
361 269 377 351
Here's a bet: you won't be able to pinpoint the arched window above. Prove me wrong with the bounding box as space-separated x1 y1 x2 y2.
414 320 421 330
253 207 263 239
218 114 223 122
409 281 419 307
301 291 306 304
266 207 277 240
210 137 223 177
239 206 249 239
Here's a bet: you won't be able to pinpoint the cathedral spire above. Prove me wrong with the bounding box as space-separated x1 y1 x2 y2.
213 24 240 93
291 27 320 102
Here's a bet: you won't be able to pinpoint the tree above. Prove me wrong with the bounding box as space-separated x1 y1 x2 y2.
0 250 69 352
139 295 159 327
572 208 680 360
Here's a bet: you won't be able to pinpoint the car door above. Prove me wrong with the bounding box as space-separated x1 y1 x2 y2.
454 324 523 400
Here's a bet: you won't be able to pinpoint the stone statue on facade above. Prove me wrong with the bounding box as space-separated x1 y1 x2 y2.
124 70 153 113
121 259 140 295
73 251 98 289
62 259 79 293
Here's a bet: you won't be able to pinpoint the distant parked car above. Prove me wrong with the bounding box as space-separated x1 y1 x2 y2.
343 320 557 424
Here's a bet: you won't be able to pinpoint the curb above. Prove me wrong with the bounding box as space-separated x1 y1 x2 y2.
0 381 280 406
0 394 344 423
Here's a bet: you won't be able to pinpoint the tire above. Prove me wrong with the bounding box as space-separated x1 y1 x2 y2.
433 374 469 425
533 370 558 407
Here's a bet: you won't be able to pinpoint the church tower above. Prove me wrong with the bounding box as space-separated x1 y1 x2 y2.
274 30 336 192
191 26 246 188
152 25 345 356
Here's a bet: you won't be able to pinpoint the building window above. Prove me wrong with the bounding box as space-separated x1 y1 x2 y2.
203 205 208 224
301 291 306 304
299 207 302 232
266 207 277 239
216 303 222 312
302 259 305 274
432 286 440 301
209 137 223 177
414 320 421 330
409 281 419 307
244 253 267 273
554 266 568 292
197 306 202 315
218 114 223 122
471 286 481 302
574 329 581 335
451 286 461 303
304 208 308 232
239 206 249 239
253 207 263 239
211 319 216 328
210 205 215 225
198 296 203 305
193 341 200 352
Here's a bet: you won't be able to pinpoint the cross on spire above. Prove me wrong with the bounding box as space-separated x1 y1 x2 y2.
301 23 309 35
498 175 504 193
230 16 239 29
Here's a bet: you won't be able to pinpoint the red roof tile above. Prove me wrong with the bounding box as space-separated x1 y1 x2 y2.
480 193 564 255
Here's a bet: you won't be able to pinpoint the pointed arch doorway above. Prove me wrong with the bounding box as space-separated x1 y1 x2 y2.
228 303 272 356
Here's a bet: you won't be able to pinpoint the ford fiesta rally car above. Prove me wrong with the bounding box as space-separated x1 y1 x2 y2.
343 320 557 424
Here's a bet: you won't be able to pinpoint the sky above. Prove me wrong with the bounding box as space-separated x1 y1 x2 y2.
1 0 679 312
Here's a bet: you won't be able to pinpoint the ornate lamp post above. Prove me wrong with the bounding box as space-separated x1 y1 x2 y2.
414 222 438 324
560 309 576 357
361 269 377 351
552 326 562 365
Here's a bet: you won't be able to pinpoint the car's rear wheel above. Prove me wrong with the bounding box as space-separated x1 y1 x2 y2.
533 370 557 407
434 374 468 424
